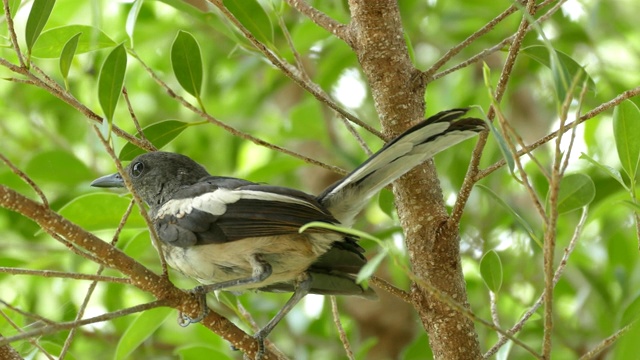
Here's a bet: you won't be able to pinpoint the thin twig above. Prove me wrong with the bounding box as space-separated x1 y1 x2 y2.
489 291 502 342
92 126 168 275
60 199 136 359
284 0 352 45
476 86 640 181
208 0 383 139
370 276 411 304
0 268 130 284
432 0 565 82
0 153 48 207
0 300 168 346
0 299 57 326
0 307 55 360
2 0 26 68
578 322 635 360
484 207 589 358
129 50 348 176
330 296 354 360
0 59 153 153
423 4 519 79
122 87 153 147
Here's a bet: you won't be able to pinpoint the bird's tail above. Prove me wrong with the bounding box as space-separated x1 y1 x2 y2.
318 108 486 225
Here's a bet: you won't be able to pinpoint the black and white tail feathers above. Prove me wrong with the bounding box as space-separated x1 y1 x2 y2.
318 108 486 225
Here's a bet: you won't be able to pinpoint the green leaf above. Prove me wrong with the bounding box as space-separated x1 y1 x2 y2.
356 249 387 284
556 173 596 214
621 294 640 326
580 152 628 190
25 0 56 54
59 32 81 82
521 45 595 100
58 193 147 230
171 31 203 99
98 44 127 123
480 250 503 292
377 189 395 219
8 0 21 17
613 100 640 182
118 120 191 161
126 0 144 46
25 150 92 185
32 25 116 58
486 115 515 174
482 63 515 174
115 307 172 360
174 345 231 360
477 184 542 248
223 0 273 46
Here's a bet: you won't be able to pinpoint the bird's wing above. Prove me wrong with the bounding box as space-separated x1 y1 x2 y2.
318 108 486 225
153 177 339 247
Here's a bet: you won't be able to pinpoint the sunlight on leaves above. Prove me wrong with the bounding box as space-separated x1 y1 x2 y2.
32 25 116 58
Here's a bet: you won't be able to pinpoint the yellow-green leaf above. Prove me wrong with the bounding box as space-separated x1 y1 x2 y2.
32 25 116 58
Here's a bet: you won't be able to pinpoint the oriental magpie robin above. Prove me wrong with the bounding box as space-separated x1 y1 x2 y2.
91 108 486 358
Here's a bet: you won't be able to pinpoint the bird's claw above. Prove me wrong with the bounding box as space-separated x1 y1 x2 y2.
177 286 209 327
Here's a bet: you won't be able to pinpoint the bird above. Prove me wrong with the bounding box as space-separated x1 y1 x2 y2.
91 108 486 359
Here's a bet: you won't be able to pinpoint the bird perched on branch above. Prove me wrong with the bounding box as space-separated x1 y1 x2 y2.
91 108 486 359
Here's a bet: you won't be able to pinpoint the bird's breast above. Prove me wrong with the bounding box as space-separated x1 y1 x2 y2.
161 233 341 292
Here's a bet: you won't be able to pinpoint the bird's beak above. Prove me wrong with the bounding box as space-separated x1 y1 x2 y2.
90 173 124 188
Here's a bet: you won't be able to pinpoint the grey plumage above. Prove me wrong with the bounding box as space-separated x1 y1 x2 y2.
91 108 486 357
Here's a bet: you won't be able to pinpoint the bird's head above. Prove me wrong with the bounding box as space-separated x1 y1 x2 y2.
91 152 210 208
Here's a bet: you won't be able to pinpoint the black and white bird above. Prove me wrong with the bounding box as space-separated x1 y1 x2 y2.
91 108 486 357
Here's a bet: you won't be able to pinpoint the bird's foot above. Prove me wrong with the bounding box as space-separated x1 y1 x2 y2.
177 286 209 327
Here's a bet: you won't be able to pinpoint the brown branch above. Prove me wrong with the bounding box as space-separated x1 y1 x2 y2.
0 300 168 346
2 0 25 68
284 0 352 45
431 0 565 82
370 276 411 304
476 86 640 180
578 322 634 360
0 153 48 207
484 208 588 358
0 58 153 153
0 268 130 284
208 0 383 139
129 50 349 176
423 4 519 80
0 185 273 359
330 296 354 360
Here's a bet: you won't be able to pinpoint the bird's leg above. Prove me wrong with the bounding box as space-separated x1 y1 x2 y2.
178 254 273 326
252 272 312 360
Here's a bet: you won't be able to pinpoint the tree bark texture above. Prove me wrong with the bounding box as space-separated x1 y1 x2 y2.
348 1 482 358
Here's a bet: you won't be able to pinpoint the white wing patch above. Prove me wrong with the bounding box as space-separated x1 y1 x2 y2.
156 188 322 219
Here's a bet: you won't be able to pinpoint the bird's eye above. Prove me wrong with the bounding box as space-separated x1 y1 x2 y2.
131 162 144 178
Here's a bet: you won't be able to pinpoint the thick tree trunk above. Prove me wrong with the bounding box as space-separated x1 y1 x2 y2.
348 1 482 358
